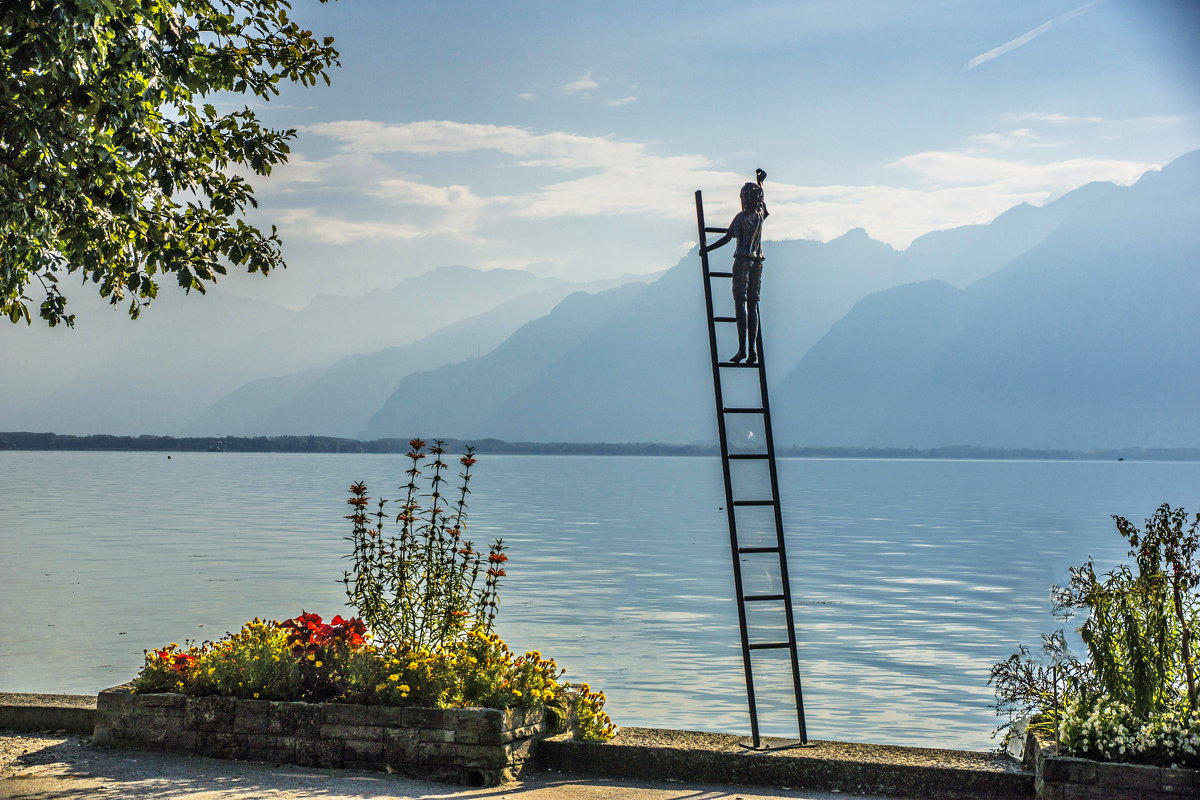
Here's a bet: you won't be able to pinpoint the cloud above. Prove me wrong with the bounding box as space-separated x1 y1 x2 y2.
273 208 428 244
1002 111 1105 126
517 92 537 102
967 1 1102 69
282 118 1157 252
561 71 599 94
607 96 637 107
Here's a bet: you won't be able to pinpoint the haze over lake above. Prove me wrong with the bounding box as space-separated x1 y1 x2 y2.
4 450 1197 750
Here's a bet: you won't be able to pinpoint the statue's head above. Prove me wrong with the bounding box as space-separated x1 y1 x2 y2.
740 181 764 212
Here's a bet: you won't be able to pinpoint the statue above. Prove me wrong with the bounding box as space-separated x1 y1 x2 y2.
701 169 768 364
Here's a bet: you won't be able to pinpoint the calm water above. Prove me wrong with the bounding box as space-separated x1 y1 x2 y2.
2 451 1197 750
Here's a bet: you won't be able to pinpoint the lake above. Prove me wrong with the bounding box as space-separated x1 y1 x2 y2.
2 451 1197 750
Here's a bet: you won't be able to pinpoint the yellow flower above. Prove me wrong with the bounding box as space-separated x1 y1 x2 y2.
513 689 523 697
307 654 315 662
399 684 410 693
389 674 400 682
253 693 260 699
314 661 323 668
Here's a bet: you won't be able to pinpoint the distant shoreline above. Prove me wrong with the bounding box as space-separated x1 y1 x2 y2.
2 432 1198 461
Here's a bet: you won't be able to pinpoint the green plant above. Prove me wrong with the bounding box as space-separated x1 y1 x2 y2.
342 440 506 650
991 504 1200 763
2 0 339 326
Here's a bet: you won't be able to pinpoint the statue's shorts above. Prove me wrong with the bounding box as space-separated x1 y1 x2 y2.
732 255 764 303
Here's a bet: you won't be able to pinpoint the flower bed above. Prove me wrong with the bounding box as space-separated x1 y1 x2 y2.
1023 732 1200 800
93 683 553 786
98 442 615 786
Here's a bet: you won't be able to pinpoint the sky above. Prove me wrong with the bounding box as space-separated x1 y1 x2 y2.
216 0 1200 307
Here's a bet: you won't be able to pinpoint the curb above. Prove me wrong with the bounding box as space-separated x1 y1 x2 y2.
0 693 97 735
539 729 1033 800
2 694 1032 798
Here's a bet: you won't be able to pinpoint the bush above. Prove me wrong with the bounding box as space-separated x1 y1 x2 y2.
131 613 615 739
991 504 1200 764
342 439 505 650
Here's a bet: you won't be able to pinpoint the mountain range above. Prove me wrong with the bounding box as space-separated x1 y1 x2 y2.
360 151 1199 448
4 151 1196 449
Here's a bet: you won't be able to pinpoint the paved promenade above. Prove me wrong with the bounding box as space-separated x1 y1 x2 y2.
2 732 903 800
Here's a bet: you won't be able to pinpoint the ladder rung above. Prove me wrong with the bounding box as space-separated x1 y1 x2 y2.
707 271 733 278
718 361 760 368
738 546 781 554
728 453 770 460
747 642 792 651
743 594 786 602
733 500 776 506
712 316 736 323
704 227 728 233
723 407 764 414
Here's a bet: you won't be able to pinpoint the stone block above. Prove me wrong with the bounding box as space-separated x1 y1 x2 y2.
270 701 320 738
505 738 535 763
162 728 198 754
401 707 450 729
239 733 287 762
455 714 505 746
419 742 506 770
1095 761 1162 792
1163 767 1197 791
383 727 419 763
419 727 456 743
1042 756 1098 784
97 685 138 714
323 703 405 727
195 731 245 760
232 699 274 734
319 723 382 742
294 736 344 769
134 693 187 711
185 697 236 731
343 736 383 766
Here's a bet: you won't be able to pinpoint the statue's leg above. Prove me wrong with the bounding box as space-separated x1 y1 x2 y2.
731 300 747 362
746 301 759 364
730 258 747 362
746 260 763 363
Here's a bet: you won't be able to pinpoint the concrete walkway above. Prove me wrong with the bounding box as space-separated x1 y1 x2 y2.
1 733 906 800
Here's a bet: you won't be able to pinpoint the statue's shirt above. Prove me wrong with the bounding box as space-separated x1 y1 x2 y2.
729 209 765 259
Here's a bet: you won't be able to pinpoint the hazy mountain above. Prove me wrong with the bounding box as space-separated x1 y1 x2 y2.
773 150 1200 449
0 266 565 434
186 279 632 437
361 175 1131 444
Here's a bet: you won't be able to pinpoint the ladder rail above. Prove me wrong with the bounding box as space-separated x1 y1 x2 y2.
695 190 764 747
754 317 810 742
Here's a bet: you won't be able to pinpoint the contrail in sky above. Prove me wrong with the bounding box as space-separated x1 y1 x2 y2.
968 1 1102 69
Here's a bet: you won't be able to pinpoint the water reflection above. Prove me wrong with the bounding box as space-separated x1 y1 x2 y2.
1 452 1197 750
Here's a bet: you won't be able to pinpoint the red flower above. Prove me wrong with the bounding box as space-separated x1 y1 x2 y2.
460 456 477 467
409 438 426 450
488 552 508 564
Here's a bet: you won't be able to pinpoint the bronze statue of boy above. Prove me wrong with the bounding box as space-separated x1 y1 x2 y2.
702 169 768 364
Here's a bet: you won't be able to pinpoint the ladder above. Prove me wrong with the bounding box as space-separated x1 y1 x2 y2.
695 189 809 750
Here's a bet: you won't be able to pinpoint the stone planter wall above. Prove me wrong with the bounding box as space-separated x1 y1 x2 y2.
1025 732 1200 800
92 684 550 786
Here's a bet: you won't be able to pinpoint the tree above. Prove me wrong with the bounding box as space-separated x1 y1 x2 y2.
1 0 339 327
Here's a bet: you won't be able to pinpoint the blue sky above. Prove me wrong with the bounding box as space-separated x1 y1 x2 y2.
223 0 1200 307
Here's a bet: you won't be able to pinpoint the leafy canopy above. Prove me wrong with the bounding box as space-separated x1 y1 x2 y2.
1 0 338 326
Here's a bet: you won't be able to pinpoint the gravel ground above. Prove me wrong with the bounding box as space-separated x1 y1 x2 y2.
0 732 909 800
